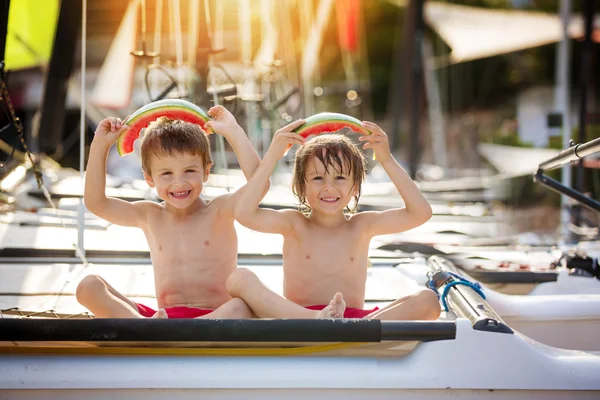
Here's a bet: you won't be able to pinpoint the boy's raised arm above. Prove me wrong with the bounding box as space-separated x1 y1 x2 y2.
204 106 266 213
84 118 149 228
357 121 432 237
205 106 260 181
233 120 306 235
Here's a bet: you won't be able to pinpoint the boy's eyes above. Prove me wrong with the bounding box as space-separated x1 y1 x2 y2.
311 175 349 181
160 169 197 175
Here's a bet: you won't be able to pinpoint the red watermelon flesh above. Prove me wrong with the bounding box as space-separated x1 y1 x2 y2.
288 112 375 158
293 112 370 138
117 99 211 156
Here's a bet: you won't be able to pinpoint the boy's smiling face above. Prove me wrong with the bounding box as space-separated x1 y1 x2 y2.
144 152 210 210
304 154 358 215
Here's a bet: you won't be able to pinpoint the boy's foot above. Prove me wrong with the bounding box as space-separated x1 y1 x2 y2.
151 309 168 319
315 292 346 319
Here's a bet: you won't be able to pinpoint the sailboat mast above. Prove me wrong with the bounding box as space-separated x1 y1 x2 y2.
78 0 87 258
555 0 572 241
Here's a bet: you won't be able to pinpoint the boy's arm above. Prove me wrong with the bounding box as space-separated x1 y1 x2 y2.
84 118 150 228
204 106 264 211
356 121 432 237
205 106 261 181
233 120 306 235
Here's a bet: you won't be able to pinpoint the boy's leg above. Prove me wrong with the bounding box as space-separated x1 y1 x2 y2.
364 289 441 321
226 268 345 319
195 297 254 319
76 274 162 318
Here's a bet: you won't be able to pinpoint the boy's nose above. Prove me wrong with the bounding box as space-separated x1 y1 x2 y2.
323 181 335 190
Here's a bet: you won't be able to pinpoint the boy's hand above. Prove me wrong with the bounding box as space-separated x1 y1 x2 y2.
359 121 392 163
93 117 129 149
267 119 306 159
205 105 239 137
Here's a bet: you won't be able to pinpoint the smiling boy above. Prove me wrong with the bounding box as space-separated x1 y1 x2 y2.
76 106 259 319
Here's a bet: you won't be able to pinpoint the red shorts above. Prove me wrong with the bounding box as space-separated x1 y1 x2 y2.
305 305 379 319
136 303 214 319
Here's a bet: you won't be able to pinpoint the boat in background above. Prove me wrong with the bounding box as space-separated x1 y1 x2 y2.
395 256 600 351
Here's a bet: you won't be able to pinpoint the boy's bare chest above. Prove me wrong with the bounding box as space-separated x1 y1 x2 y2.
287 227 367 265
144 209 232 253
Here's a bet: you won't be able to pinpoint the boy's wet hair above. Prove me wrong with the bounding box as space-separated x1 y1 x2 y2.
140 117 213 174
292 133 366 213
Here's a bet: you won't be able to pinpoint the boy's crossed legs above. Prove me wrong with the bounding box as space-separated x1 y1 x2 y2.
76 274 252 319
77 269 440 320
226 268 440 320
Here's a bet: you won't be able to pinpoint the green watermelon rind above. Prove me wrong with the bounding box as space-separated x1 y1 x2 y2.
293 112 371 138
124 99 210 123
117 99 210 156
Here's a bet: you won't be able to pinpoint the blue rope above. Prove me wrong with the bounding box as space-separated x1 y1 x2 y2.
440 279 485 312
426 277 439 297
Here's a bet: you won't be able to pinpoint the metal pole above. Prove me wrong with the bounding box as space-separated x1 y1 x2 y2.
33 0 82 154
204 0 229 188
538 136 600 172
574 0 596 226
387 5 406 152
556 0 572 240
195 0 210 107
78 0 87 258
408 0 424 180
422 38 447 170
535 170 600 214
0 0 9 62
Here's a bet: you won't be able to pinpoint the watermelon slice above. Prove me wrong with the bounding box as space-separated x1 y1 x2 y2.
293 112 370 138
290 112 375 159
116 99 211 156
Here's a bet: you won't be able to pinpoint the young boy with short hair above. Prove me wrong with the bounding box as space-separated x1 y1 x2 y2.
76 106 259 319
228 120 441 320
